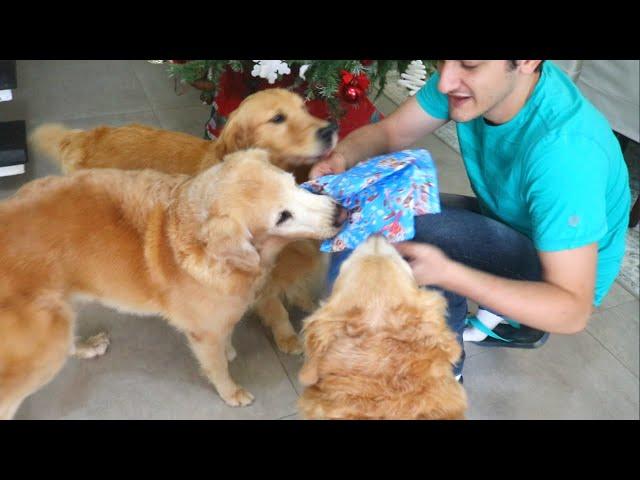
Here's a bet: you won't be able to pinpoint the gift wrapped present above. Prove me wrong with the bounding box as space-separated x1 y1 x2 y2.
301 149 441 252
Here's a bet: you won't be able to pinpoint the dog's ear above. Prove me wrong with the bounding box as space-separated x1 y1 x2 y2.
203 215 261 273
177 214 261 285
217 114 255 155
298 307 343 386
415 289 462 365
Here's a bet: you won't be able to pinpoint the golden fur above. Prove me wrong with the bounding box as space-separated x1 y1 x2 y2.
29 88 336 355
0 149 341 419
29 88 335 179
297 236 468 420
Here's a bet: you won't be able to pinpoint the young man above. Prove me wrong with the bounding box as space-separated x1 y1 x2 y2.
310 60 630 378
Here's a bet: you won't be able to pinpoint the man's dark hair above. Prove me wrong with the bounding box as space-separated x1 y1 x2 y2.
509 60 544 72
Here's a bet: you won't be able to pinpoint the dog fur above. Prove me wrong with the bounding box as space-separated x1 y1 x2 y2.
29 88 337 356
0 149 341 419
297 236 468 420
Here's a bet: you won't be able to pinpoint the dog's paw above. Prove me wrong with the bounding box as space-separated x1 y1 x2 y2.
73 332 110 359
221 387 255 407
276 334 303 355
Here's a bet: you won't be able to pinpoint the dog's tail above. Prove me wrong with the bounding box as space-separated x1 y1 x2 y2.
29 123 84 174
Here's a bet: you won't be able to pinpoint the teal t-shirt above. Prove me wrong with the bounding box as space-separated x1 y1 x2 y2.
416 61 630 306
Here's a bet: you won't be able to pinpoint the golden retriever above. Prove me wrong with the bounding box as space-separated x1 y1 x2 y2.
0 149 344 419
29 88 338 356
29 88 336 180
297 236 468 420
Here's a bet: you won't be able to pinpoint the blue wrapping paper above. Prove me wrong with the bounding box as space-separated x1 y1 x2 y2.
301 149 441 252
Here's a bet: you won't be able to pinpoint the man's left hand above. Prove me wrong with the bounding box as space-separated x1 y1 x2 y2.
393 241 452 286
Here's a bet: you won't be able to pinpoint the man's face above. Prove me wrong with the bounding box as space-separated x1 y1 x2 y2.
437 60 519 123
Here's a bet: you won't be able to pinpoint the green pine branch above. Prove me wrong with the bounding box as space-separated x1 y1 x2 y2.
163 60 437 117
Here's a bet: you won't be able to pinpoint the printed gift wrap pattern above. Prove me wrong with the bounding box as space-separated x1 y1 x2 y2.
301 149 441 252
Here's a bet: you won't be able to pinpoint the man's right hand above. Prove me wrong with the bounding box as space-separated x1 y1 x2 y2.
309 151 348 179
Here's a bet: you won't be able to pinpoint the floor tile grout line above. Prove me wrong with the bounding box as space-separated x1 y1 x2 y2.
129 61 208 128
614 278 640 300
465 332 639 381
254 317 301 397
277 413 299 420
25 108 158 126
128 61 170 129
273 346 302 397
594 297 640 314
584 321 639 380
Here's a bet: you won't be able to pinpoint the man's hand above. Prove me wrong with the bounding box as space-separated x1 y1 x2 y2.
393 241 452 286
309 151 348 179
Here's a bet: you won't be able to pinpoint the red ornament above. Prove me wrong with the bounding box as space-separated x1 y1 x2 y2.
341 70 370 89
361 60 373 66
340 69 369 104
342 84 363 103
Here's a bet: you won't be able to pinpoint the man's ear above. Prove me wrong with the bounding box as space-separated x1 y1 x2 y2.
517 60 542 75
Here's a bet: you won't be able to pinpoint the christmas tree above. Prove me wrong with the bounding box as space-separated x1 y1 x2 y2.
154 60 436 112
148 60 436 140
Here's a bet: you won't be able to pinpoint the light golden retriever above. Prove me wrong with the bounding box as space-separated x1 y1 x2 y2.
297 236 468 420
0 149 344 419
29 88 338 356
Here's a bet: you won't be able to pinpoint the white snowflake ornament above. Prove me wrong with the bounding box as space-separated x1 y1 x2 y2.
398 60 428 96
251 60 291 84
299 64 311 80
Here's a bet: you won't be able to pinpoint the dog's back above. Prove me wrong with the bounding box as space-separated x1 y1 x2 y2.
299 330 468 419
0 169 184 419
0 169 182 301
30 123 212 175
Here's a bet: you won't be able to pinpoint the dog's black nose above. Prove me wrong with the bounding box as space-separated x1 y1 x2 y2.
317 123 338 145
333 204 348 228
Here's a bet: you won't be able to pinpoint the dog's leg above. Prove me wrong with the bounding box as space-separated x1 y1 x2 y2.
71 332 110 359
290 292 317 314
186 330 254 407
0 299 73 420
225 334 237 362
254 295 302 355
0 400 24 421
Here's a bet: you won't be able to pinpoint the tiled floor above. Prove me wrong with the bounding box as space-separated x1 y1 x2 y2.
2 61 638 419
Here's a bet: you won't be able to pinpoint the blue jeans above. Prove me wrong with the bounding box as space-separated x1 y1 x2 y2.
323 194 543 376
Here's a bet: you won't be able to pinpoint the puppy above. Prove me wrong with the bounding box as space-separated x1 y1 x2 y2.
29 88 337 356
0 149 344 419
297 236 467 420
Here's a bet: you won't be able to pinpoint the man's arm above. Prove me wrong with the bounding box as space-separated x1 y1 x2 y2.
395 242 597 334
310 96 448 178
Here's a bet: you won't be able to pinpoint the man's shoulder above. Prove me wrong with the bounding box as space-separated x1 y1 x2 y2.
530 62 611 143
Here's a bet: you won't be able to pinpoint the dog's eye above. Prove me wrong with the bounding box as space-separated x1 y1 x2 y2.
269 113 286 124
276 210 293 225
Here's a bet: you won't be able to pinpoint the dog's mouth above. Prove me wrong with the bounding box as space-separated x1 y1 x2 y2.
298 143 337 166
333 205 349 228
